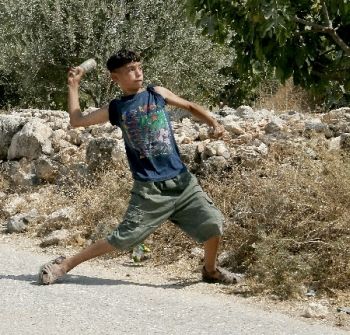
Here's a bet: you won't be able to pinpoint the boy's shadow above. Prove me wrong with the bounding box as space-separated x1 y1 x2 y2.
0 273 201 289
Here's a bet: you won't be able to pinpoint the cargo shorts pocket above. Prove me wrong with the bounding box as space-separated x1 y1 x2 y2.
123 204 144 229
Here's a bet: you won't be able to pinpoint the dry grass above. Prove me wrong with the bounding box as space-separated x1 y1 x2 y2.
1 127 350 301
37 138 350 300
253 79 320 113
201 142 350 299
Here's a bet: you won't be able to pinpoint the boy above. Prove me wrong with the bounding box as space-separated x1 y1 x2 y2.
39 49 238 285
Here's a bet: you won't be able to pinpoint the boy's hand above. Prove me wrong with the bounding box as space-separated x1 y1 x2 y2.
213 124 225 138
67 67 84 88
209 123 227 139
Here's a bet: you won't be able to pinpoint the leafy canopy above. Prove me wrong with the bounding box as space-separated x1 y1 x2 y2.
188 0 350 107
0 0 231 108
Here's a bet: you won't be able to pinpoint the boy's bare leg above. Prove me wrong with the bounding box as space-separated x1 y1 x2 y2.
61 239 116 273
203 235 239 283
203 235 220 273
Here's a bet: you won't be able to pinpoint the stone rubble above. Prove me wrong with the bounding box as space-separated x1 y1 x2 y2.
0 105 349 242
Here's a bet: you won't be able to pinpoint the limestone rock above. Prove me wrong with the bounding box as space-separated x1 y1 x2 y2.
328 136 341 151
7 119 53 160
40 229 70 247
2 159 38 187
202 141 230 160
86 137 120 171
0 115 25 160
218 106 236 117
197 127 210 141
322 107 350 136
223 121 245 136
180 143 198 164
304 118 328 133
47 207 75 226
179 118 199 140
264 119 284 134
201 156 229 172
302 302 328 319
34 156 59 183
279 110 302 122
66 128 83 146
236 105 255 119
6 209 39 233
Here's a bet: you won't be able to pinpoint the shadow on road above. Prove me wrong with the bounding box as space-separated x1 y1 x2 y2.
0 273 201 289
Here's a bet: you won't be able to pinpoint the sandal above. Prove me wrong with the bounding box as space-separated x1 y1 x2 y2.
202 266 243 284
38 256 67 285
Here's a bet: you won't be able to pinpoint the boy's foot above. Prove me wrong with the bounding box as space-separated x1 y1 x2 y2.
202 266 243 284
38 256 67 285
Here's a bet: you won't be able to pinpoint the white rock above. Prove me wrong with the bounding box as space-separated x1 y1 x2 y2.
66 128 83 146
198 127 210 141
218 106 236 117
224 121 245 136
201 156 228 171
218 251 230 265
264 119 284 134
190 247 204 259
2 158 38 186
180 143 198 164
236 105 255 119
47 207 75 225
6 209 39 233
254 142 269 156
40 229 70 247
34 156 58 182
302 302 328 319
55 147 78 165
111 145 125 163
196 142 205 154
52 129 67 142
279 110 302 122
203 143 217 157
0 115 24 160
304 118 328 133
110 127 123 140
179 118 199 140
7 119 53 160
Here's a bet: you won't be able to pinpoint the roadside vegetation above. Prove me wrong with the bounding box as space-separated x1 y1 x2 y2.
0 0 349 305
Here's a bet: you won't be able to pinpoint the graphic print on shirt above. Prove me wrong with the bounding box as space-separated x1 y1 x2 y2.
121 103 174 158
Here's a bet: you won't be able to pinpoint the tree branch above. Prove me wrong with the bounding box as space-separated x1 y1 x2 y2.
294 16 350 56
321 0 332 28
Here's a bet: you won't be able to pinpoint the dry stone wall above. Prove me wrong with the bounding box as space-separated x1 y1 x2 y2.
0 105 350 239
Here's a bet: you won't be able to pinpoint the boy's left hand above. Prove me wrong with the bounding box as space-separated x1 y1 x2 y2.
212 124 226 139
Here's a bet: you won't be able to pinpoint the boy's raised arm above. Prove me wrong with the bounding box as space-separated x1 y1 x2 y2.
67 67 109 128
154 86 225 138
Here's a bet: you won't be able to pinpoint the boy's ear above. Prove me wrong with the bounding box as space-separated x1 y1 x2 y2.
110 71 119 83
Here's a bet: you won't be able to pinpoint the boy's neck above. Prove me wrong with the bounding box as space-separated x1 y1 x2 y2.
121 87 145 96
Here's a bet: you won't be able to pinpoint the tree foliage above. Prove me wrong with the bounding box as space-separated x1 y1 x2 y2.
0 0 231 109
188 0 350 107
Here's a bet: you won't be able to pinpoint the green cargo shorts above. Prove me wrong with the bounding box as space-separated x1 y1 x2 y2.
106 171 224 250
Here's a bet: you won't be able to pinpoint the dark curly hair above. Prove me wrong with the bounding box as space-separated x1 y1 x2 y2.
106 49 141 72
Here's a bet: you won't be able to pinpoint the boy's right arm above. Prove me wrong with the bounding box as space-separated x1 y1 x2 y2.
68 67 109 128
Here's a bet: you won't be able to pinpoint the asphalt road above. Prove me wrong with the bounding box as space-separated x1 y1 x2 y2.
0 240 349 335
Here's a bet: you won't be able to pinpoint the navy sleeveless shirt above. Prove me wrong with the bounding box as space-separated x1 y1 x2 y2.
108 85 187 181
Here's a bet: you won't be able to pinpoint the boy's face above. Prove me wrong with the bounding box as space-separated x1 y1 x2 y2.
110 61 143 92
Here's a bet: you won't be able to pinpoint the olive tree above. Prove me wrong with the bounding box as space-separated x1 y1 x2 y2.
0 0 231 108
